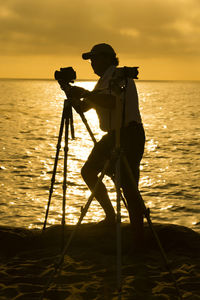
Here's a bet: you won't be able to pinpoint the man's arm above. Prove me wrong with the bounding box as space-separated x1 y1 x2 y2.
83 91 116 110
59 84 116 112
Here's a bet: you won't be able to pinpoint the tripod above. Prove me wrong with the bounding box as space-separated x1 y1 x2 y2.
42 81 182 300
42 98 75 248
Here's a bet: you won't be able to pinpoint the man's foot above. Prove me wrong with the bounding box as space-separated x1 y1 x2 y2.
96 216 116 226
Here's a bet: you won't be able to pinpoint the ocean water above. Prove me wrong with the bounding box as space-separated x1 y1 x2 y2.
0 79 199 232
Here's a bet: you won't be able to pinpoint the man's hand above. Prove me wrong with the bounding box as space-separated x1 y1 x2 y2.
60 84 89 99
68 86 88 99
70 97 82 113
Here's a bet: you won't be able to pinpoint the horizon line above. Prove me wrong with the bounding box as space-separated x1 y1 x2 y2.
0 77 199 82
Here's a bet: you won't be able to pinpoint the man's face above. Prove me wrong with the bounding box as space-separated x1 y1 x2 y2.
90 54 112 77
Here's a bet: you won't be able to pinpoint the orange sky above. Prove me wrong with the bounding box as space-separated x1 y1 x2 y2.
0 0 200 80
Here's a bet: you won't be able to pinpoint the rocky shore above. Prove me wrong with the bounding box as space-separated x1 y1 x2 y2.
0 222 200 299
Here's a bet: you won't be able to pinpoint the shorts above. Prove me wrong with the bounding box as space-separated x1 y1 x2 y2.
83 122 145 185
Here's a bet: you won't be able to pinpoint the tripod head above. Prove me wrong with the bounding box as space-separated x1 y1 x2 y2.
54 67 78 99
54 67 78 141
54 67 85 103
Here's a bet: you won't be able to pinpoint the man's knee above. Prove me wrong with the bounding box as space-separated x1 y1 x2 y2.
81 163 97 182
81 163 88 181
121 164 140 188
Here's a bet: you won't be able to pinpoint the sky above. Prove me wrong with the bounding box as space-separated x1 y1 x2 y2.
0 0 200 80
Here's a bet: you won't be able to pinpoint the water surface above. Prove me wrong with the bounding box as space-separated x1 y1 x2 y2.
0 79 199 232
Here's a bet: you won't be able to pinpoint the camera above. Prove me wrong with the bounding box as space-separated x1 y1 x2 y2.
114 67 139 79
109 67 139 92
54 67 76 83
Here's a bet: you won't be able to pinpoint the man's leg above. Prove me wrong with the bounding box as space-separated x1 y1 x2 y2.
121 166 144 243
120 123 145 244
81 163 116 223
81 133 116 223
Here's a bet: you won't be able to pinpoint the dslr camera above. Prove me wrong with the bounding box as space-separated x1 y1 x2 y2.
54 67 76 83
114 67 139 79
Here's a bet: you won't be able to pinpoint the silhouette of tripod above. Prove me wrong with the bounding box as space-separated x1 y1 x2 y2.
42 94 98 238
42 99 74 247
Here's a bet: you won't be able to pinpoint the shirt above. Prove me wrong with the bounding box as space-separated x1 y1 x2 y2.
93 65 142 132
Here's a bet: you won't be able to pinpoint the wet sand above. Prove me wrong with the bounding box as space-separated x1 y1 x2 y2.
0 223 200 299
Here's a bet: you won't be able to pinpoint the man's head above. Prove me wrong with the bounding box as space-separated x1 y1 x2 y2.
82 43 119 76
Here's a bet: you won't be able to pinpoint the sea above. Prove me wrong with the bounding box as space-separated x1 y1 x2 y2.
0 79 199 232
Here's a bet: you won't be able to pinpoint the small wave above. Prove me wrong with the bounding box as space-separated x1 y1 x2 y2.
26 137 46 141
194 221 200 226
66 180 83 187
17 186 30 190
171 206 200 213
143 191 161 197
13 165 27 170
19 130 32 134
37 185 50 190
171 206 186 212
153 183 179 189
14 174 38 178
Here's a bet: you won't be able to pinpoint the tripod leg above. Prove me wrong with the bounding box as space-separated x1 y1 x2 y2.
77 110 97 144
61 105 72 249
43 100 66 231
69 104 75 139
115 154 122 299
62 105 71 227
61 157 111 253
41 158 112 297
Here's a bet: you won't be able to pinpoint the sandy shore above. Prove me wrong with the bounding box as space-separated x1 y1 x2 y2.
0 222 200 300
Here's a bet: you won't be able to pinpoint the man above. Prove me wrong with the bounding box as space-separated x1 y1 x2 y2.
64 43 145 243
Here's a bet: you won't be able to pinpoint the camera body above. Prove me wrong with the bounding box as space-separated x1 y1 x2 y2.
114 67 139 80
54 67 76 83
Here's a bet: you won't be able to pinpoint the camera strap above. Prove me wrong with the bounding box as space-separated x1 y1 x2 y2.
121 76 128 129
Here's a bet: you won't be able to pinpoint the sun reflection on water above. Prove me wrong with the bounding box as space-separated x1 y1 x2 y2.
146 139 158 152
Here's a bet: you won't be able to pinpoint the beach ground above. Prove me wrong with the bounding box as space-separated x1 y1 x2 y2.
0 223 200 300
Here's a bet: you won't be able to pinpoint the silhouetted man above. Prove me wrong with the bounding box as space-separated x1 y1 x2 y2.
63 43 145 244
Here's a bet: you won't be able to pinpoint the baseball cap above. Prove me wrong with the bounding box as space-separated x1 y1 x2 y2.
82 43 116 60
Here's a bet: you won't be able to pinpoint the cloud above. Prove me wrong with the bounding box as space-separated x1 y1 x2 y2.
0 0 200 59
